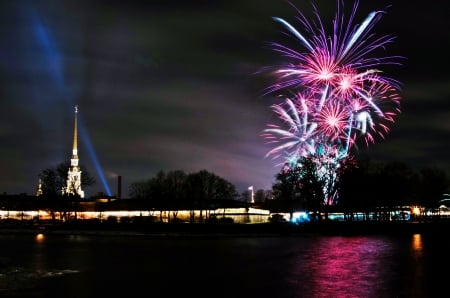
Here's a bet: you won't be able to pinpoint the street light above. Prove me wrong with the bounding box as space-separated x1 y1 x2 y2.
248 186 254 204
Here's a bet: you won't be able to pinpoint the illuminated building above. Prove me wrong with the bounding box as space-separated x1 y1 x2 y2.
36 178 43 196
62 105 85 198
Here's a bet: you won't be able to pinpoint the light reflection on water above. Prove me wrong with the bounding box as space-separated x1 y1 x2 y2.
412 233 423 252
289 236 397 297
0 232 446 297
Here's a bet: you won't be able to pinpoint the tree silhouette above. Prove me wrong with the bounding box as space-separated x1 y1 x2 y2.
38 161 95 197
417 166 449 215
129 169 237 223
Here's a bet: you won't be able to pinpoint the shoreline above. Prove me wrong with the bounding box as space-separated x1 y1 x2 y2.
0 220 449 237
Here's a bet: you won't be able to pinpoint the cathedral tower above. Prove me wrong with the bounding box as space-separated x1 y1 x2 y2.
63 105 85 198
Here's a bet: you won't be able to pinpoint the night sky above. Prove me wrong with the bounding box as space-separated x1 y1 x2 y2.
1 0 449 197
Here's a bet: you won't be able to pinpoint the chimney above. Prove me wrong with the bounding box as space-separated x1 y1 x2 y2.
117 175 122 199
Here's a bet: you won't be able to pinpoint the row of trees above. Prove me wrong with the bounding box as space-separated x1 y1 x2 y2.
339 160 448 211
37 163 263 203
37 166 241 223
268 157 449 220
36 159 449 222
129 170 237 202
128 169 238 223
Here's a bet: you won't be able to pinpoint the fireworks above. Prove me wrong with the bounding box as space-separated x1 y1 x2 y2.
261 0 402 204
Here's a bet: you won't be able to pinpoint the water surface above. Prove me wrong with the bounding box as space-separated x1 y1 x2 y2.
0 232 448 297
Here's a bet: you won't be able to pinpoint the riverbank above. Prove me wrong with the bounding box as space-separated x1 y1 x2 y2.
1 220 449 237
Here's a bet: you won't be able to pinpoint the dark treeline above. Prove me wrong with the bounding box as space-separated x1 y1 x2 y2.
1 159 448 225
266 158 449 221
122 159 449 220
128 169 239 223
28 168 241 224
128 169 272 203
337 159 449 219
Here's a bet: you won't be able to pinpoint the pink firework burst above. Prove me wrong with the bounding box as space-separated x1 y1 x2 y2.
315 100 349 142
261 0 403 166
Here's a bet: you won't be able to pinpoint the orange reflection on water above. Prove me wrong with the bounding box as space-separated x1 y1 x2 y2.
412 234 423 252
35 233 45 242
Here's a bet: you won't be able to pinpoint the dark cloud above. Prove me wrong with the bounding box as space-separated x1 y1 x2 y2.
1 0 449 196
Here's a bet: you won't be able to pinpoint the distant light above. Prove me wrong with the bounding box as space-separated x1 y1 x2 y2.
36 233 45 242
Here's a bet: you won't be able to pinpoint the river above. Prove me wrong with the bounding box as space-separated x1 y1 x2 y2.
0 230 448 297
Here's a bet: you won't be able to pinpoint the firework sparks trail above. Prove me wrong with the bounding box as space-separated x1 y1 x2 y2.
260 0 402 205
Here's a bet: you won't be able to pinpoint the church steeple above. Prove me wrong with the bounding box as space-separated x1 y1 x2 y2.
72 105 78 159
63 105 85 198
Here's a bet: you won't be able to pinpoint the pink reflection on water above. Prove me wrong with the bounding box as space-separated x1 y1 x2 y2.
289 236 397 297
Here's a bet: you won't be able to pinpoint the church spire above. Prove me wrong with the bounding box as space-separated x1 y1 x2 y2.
63 105 85 198
73 105 78 157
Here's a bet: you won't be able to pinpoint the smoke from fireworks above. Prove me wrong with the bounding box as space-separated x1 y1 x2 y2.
260 0 402 204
